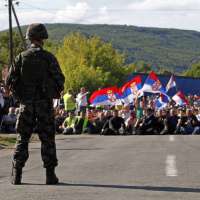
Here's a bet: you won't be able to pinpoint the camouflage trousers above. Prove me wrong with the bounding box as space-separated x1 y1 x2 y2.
13 100 58 169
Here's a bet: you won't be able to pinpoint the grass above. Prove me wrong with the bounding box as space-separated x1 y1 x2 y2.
0 134 41 149
0 136 16 148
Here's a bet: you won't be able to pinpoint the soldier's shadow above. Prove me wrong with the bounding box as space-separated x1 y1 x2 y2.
23 182 200 193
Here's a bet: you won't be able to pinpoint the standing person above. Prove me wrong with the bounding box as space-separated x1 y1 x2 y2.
63 89 76 112
76 87 88 112
6 23 65 185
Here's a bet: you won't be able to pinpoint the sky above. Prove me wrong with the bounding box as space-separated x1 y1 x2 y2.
1 0 200 31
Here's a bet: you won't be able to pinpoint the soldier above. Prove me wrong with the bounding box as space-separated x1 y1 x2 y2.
6 23 65 185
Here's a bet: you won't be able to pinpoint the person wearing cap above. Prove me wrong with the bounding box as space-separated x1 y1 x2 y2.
6 23 65 185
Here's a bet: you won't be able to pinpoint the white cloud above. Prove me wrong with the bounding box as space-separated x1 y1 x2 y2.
110 0 200 31
1 0 200 32
0 2 91 30
54 2 90 22
0 1 113 30
128 0 200 10
86 6 113 24
0 11 8 30
96 6 111 22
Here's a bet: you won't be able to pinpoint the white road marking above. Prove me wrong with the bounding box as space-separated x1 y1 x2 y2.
169 135 175 142
166 155 178 177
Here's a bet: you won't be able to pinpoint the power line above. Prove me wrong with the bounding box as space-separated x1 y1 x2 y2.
12 2 200 12
19 1 51 11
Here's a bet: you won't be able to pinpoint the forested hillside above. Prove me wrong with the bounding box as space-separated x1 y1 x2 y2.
44 23 200 73
2 23 200 73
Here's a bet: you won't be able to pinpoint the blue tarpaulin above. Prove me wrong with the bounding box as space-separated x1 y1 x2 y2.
127 73 200 95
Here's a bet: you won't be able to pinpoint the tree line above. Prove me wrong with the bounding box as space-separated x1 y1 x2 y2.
0 31 199 93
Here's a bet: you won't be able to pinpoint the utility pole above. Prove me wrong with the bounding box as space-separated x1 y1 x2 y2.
11 2 26 49
8 0 13 65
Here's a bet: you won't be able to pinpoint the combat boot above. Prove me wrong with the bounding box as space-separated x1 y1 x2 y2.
11 167 22 185
46 167 59 185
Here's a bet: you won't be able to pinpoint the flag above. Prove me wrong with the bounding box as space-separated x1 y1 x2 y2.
172 91 189 106
89 87 122 106
141 71 166 94
155 93 170 110
120 75 142 104
166 74 176 92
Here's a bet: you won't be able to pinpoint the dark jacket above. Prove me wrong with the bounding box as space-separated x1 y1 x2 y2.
6 44 65 102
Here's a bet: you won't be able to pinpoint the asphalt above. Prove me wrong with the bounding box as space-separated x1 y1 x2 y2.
1 134 200 200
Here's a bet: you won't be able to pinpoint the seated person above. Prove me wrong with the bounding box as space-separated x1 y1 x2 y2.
102 110 125 135
100 110 113 135
1 107 17 133
54 108 66 134
94 112 106 134
125 111 136 134
82 110 96 134
74 111 95 134
74 111 85 134
155 110 166 134
195 108 200 122
176 109 200 134
156 109 171 135
135 108 158 135
62 112 76 135
161 109 179 135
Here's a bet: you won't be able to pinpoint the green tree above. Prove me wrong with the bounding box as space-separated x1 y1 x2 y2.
44 40 59 54
184 62 200 77
123 61 153 76
0 31 24 64
56 32 126 92
0 31 24 71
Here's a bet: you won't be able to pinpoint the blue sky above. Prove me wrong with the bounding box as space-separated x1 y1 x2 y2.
1 0 200 31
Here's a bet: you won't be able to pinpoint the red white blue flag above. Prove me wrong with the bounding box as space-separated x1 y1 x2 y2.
89 87 122 106
172 91 189 106
155 93 170 110
120 75 142 104
141 71 166 94
166 75 177 92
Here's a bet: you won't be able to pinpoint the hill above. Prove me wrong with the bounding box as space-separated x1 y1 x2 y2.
3 23 200 73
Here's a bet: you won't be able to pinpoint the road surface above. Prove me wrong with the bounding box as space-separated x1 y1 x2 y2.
1 135 200 200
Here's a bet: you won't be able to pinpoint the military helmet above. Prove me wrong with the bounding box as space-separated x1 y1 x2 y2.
25 23 48 40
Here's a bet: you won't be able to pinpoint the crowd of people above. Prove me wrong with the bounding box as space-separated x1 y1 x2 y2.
0 83 18 133
0 84 200 135
54 87 200 135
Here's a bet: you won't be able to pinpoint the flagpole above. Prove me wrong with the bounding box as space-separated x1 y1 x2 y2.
173 74 178 92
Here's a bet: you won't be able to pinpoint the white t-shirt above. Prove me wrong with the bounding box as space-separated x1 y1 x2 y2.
76 92 88 107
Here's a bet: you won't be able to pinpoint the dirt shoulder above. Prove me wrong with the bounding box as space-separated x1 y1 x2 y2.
0 135 16 149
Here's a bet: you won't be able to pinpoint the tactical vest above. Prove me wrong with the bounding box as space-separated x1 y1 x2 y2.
14 47 60 102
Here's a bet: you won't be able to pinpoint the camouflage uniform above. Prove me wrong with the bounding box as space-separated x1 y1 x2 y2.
7 43 65 170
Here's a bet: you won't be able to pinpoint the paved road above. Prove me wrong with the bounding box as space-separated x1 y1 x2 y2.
1 135 200 200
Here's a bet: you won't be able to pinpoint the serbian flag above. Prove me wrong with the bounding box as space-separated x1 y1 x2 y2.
141 71 166 94
89 87 122 106
172 91 189 106
120 76 142 104
155 93 170 110
166 74 177 92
